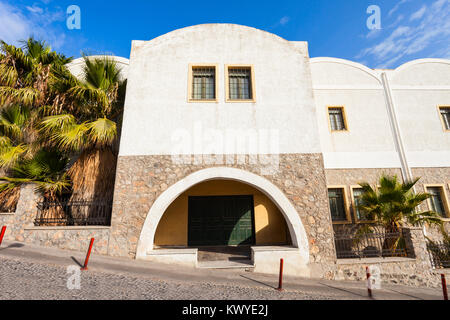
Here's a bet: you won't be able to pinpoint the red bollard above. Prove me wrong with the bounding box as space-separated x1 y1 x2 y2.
366 266 372 298
442 274 448 301
80 238 95 271
277 258 284 291
0 226 6 246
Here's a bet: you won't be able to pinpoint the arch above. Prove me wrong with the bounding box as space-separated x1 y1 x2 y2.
65 55 130 80
310 57 382 84
136 167 310 263
393 58 450 74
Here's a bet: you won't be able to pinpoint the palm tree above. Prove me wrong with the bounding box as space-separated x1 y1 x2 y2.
356 174 442 255
39 55 126 205
0 38 72 212
0 149 70 200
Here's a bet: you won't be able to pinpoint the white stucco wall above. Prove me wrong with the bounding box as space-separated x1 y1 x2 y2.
388 59 450 168
66 55 129 80
311 58 450 170
310 58 401 169
119 24 321 156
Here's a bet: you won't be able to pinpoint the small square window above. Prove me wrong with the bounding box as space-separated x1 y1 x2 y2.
427 186 448 217
328 188 349 222
188 65 217 102
328 107 347 131
439 107 450 130
226 66 255 102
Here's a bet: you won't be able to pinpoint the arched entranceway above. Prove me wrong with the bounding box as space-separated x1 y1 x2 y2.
136 167 310 271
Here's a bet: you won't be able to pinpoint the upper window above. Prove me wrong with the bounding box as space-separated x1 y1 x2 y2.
188 65 217 102
328 107 347 131
426 186 449 218
328 188 349 223
439 106 450 131
226 66 255 102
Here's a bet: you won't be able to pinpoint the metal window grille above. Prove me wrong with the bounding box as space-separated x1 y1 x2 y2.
440 107 450 130
35 200 112 226
329 108 346 131
228 68 252 100
192 67 215 100
334 231 409 259
427 241 450 268
427 187 446 217
328 188 347 222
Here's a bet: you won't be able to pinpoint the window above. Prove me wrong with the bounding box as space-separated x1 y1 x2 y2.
328 107 347 131
188 65 218 102
426 186 449 217
351 188 371 222
226 65 255 102
328 188 349 223
439 107 450 131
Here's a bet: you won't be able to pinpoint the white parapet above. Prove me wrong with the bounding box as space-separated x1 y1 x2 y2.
251 246 310 278
143 248 198 268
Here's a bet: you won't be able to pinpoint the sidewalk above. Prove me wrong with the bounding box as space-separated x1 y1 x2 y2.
0 240 446 300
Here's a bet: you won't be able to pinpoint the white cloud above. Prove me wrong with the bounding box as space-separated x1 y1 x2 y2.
389 0 410 17
279 16 290 26
0 1 66 49
357 0 450 68
410 5 427 21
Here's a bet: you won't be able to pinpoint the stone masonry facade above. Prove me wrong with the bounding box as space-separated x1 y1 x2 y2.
108 153 337 277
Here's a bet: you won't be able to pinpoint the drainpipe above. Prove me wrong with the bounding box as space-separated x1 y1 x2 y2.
381 72 413 183
381 73 427 236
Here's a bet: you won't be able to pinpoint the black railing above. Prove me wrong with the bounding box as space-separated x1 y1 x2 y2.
427 241 450 269
334 232 408 259
35 200 112 226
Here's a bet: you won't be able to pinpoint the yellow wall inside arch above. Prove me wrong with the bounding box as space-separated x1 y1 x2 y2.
154 180 290 246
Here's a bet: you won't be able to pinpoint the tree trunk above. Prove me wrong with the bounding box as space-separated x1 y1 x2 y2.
68 149 117 224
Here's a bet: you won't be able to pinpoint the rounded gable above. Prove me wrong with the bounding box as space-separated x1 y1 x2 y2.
310 57 381 87
66 55 130 80
391 59 450 86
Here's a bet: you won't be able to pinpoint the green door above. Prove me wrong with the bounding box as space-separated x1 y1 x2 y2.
188 195 255 246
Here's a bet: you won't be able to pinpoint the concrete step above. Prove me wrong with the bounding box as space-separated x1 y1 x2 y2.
197 259 254 269
196 246 251 262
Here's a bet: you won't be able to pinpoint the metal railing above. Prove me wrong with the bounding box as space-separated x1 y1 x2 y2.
427 241 450 269
334 231 409 259
35 200 112 226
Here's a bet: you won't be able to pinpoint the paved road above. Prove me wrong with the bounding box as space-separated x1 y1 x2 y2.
0 241 445 300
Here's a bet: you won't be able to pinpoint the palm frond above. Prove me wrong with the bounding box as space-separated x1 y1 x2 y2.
86 117 117 147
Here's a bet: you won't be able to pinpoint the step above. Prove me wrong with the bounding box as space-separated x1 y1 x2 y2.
197 259 255 269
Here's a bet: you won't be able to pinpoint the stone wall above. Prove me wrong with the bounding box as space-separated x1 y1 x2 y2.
108 153 337 277
0 184 110 255
333 227 446 288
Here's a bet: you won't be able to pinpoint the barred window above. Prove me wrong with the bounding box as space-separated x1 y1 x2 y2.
440 107 450 130
228 67 252 100
328 107 347 131
427 187 447 217
192 67 216 100
328 188 347 222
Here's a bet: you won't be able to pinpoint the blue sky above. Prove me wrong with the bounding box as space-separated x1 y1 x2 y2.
0 0 449 69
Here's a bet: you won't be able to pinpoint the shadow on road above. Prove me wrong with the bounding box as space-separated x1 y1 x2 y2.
240 275 277 290
319 282 373 300
0 243 25 251
71 256 83 267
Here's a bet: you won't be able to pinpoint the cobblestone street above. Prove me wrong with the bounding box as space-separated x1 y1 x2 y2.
0 241 446 300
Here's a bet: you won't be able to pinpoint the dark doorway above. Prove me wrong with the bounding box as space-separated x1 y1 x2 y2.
188 195 256 246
